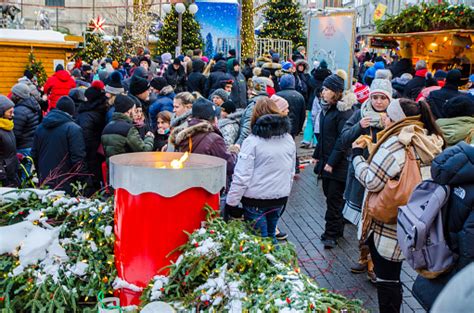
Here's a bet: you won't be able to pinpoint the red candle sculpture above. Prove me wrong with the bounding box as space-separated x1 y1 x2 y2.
109 152 226 305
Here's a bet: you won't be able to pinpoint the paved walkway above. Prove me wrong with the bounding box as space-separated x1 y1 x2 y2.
280 151 425 312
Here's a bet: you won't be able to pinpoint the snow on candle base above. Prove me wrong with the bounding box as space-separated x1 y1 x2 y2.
109 152 226 306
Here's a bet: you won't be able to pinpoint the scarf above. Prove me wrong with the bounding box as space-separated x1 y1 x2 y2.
360 99 385 129
415 68 428 78
320 99 330 113
0 118 13 131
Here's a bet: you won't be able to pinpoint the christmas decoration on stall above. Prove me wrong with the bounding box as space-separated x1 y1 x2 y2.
25 51 48 87
156 5 203 55
376 3 474 34
241 0 255 58
259 0 306 48
89 16 107 34
140 207 365 312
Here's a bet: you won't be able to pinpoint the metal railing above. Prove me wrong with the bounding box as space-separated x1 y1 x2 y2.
255 38 293 60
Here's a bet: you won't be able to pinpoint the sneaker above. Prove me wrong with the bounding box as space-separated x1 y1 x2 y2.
367 270 377 284
350 262 368 274
322 238 337 249
275 228 288 240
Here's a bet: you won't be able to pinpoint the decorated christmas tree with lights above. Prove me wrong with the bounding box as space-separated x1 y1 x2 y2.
259 0 306 48
156 6 203 55
25 51 48 87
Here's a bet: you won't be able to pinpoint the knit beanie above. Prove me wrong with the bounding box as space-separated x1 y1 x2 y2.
221 101 236 114
129 75 150 96
446 69 462 86
112 60 119 69
370 78 393 100
131 56 140 66
211 88 229 102
319 60 328 69
270 94 289 112
192 97 217 121
252 77 269 93
85 82 104 103
23 69 34 80
71 68 82 78
444 95 474 118
323 73 345 93
353 82 370 104
279 74 295 90
69 88 87 102
281 61 293 72
0 95 14 116
133 66 148 79
11 83 31 99
114 94 136 113
56 96 76 116
105 71 124 95
434 70 447 81
150 77 168 91
173 58 181 66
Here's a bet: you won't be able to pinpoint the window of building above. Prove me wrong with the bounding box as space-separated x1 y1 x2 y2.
45 0 65 6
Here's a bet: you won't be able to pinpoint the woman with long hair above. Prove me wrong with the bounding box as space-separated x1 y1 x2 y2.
225 97 296 242
352 98 444 312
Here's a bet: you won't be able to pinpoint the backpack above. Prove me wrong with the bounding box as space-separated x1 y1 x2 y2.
397 180 455 279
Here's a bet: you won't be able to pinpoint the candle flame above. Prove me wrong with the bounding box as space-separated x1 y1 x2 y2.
170 152 189 169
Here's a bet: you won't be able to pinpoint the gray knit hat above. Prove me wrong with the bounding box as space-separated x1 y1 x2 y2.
370 78 393 100
210 88 229 102
0 95 14 116
11 83 31 99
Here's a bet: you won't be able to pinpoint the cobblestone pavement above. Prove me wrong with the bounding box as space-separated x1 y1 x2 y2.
280 147 426 312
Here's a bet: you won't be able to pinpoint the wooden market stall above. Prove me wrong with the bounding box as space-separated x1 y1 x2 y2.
0 29 79 95
368 29 473 81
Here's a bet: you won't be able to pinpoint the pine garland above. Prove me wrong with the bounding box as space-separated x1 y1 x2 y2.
25 52 48 87
376 3 474 34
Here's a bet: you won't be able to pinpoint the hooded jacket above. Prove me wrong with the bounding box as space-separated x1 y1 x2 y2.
43 70 76 110
187 60 207 96
149 86 175 129
31 109 86 194
308 67 332 108
0 118 18 186
403 69 428 100
206 60 233 96
169 118 236 177
427 84 461 119
13 97 42 149
229 70 247 109
276 85 306 137
226 114 296 207
164 64 186 93
363 61 384 85
294 59 311 102
218 110 243 147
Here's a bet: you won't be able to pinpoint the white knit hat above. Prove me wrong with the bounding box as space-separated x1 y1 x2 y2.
370 78 393 100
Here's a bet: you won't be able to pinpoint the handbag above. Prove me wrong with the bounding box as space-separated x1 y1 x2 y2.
366 146 421 224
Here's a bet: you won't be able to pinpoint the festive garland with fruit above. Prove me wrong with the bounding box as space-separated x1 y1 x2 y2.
376 3 474 34
0 189 364 312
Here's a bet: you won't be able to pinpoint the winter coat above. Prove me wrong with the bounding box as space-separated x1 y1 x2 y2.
229 71 248 109
226 114 296 207
0 118 18 186
149 87 175 129
308 67 331 110
294 60 310 102
206 60 233 96
76 97 107 187
242 65 254 82
389 58 414 78
363 61 385 85
43 70 76 110
164 65 186 93
391 76 411 99
17 76 41 102
312 93 355 182
153 131 169 151
403 69 427 100
13 97 41 149
276 88 306 137
261 62 282 92
427 84 461 119
218 110 243 147
31 109 86 194
437 116 474 146
101 112 154 160
187 61 207 96
235 94 268 146
169 118 236 177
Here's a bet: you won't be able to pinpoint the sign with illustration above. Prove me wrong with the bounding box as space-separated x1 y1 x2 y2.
307 12 356 88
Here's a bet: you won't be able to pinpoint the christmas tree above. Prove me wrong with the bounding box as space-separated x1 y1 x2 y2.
121 25 137 56
156 6 203 55
204 32 214 58
108 37 126 63
25 51 48 87
79 32 108 64
259 0 306 48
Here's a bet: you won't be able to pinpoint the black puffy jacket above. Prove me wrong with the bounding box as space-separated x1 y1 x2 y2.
165 64 186 93
206 60 232 96
187 60 207 96
427 84 461 119
0 120 18 186
31 109 86 194
276 88 306 137
13 97 42 149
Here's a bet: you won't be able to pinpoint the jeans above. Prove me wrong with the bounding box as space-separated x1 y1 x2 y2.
243 205 283 241
17 148 32 182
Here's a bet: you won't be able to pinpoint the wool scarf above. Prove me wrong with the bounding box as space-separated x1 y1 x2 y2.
0 118 13 131
360 99 385 129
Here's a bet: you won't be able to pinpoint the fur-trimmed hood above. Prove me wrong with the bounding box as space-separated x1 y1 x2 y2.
261 62 282 71
336 91 357 112
295 59 309 73
252 114 291 139
170 118 215 146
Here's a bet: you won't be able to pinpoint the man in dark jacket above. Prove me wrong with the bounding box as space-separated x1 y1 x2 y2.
31 96 86 195
427 69 462 119
11 83 42 180
403 60 428 100
169 97 236 178
77 83 107 194
206 60 232 96
149 77 175 129
187 59 207 96
165 58 186 93
277 74 306 137
308 60 332 108
229 59 247 109
0 96 18 187
101 94 154 161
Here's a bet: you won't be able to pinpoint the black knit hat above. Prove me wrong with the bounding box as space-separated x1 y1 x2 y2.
105 71 124 95
192 97 217 121
85 84 104 103
446 69 462 86
323 73 345 93
56 96 75 116
129 75 150 96
114 94 136 113
173 58 181 66
150 77 168 91
221 101 236 114
55 64 64 72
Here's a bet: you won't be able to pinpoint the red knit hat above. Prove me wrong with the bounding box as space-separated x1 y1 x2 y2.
354 82 370 104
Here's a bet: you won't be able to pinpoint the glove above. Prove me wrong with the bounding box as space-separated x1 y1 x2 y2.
225 203 244 219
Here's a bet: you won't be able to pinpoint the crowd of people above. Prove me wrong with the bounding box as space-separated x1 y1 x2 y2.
0 45 473 313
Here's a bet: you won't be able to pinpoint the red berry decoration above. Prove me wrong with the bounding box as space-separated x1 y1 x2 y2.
286 297 291 304
0 297 4 302
209 230 215 234
160 287 165 292
19 211 24 215
204 300 210 306
239 245 243 252
194 242 199 247
185 270 190 276
310 303 315 310
181 281 186 286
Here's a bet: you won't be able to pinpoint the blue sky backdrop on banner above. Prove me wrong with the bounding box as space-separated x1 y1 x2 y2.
195 0 240 57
